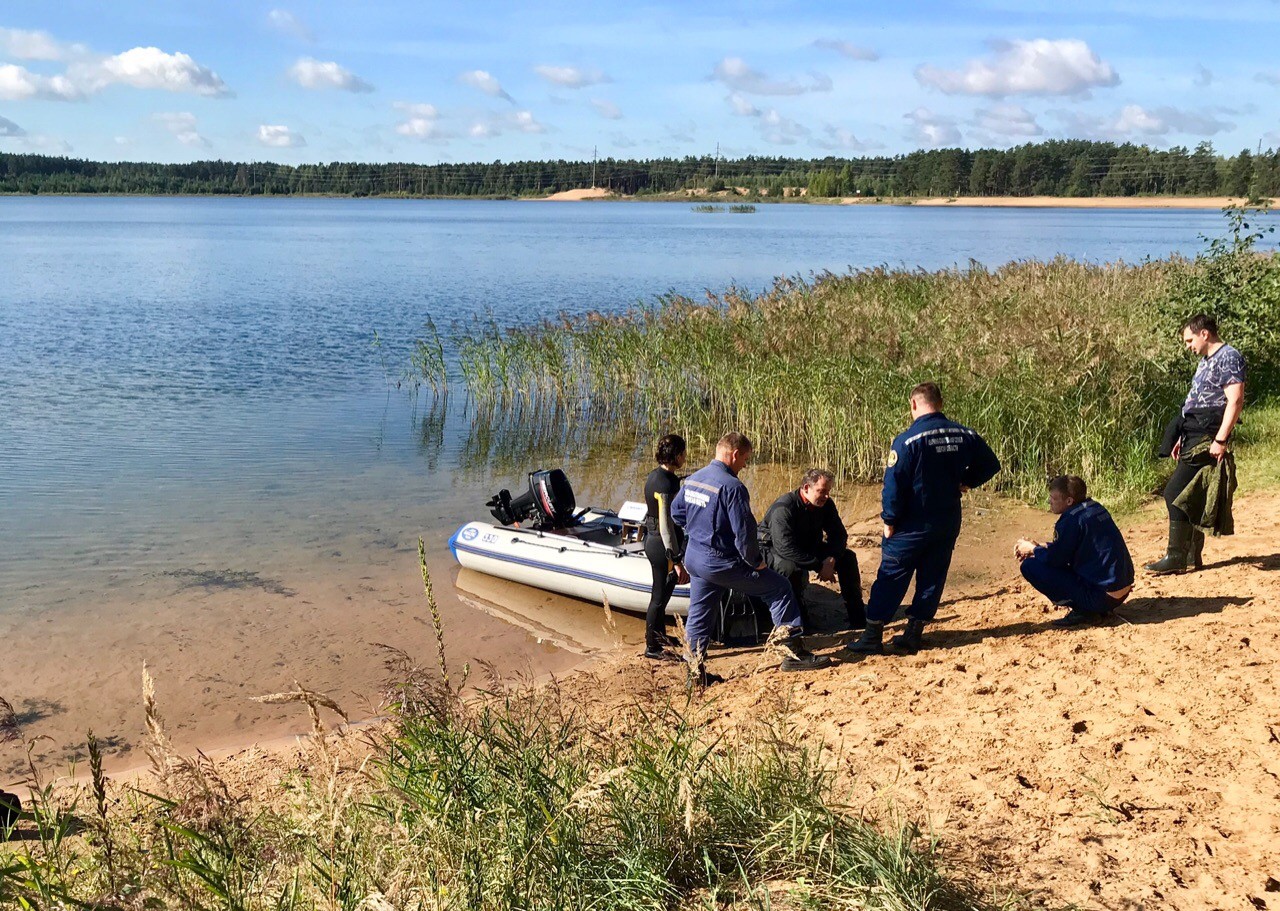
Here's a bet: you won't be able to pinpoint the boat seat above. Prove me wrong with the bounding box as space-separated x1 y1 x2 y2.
562 523 622 546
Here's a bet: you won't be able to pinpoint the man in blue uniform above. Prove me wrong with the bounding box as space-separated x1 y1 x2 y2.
671 432 832 679
842 383 1001 657
1015 475 1134 627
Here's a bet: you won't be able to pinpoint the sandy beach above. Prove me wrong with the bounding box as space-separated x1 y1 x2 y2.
22 487 1277 909
905 195 1265 209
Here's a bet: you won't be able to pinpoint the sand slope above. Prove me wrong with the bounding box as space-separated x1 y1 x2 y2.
539 187 615 201
557 493 1280 911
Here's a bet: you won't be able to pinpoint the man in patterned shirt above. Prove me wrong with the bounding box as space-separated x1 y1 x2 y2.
1146 314 1246 574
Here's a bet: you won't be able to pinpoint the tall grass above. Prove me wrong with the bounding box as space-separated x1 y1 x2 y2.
439 213 1280 507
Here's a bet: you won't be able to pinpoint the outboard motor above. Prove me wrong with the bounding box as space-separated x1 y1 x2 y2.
486 468 577 529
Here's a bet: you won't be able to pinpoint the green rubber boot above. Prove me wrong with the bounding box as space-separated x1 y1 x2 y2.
1144 519 1193 575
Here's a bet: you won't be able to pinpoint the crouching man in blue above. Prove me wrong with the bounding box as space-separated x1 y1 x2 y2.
1015 475 1134 627
842 382 1001 657
671 432 832 681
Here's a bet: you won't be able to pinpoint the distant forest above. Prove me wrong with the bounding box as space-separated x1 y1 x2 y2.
2 139 1278 198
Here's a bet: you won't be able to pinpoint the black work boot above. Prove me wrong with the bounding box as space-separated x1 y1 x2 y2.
767 626 833 671
1144 519 1193 575
844 600 866 631
891 618 926 654
1189 528 1205 571
840 620 884 656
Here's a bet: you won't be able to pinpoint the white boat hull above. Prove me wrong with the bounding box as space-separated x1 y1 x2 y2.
448 519 690 615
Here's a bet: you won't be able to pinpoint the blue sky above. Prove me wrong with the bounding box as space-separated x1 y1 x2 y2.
1 0 1278 163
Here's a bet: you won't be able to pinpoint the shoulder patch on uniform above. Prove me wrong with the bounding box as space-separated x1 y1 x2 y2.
887 449 898 466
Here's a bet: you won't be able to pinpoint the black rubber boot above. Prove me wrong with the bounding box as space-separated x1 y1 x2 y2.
1144 519 1193 575
844 600 866 631
841 620 884 656
1190 528 1205 571
768 627 833 671
891 618 926 654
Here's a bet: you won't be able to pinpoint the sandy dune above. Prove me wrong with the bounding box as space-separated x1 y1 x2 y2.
539 187 616 201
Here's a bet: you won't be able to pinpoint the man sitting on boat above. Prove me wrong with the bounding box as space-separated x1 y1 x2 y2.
760 468 865 631
671 432 832 683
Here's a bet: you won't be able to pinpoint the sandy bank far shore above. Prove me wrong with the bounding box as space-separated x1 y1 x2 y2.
875 195 1266 209
539 187 617 201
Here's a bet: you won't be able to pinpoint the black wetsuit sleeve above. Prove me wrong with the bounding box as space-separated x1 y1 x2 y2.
820 502 848 560
768 499 823 571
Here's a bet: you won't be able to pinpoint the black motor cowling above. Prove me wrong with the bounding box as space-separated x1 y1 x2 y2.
486 468 577 529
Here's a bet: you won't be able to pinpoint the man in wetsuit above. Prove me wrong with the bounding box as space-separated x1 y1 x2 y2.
1146 314 1246 574
1015 475 1134 627
760 468 864 630
671 432 831 679
841 382 1001 657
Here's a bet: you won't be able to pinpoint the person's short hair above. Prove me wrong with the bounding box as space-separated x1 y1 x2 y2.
718 431 752 453
800 468 834 488
1047 474 1088 503
655 433 686 465
1183 313 1219 336
909 382 943 408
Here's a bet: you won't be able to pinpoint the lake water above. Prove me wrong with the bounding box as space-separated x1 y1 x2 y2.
0 197 1246 770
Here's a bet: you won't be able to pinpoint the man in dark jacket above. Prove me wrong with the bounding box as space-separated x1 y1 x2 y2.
1015 475 1135 627
842 382 1001 657
761 468 864 630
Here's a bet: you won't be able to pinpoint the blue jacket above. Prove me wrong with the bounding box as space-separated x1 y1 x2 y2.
882 412 1000 531
1034 499 1135 592
671 459 760 570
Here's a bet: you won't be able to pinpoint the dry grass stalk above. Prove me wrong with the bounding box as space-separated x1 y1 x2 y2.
601 593 621 646
142 662 178 784
253 682 349 764
417 537 450 688
0 696 19 743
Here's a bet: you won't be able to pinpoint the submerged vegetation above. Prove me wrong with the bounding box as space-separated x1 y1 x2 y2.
432 204 1279 507
0 564 1008 910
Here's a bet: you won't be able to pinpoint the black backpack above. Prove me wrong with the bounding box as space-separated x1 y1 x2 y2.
0 790 21 830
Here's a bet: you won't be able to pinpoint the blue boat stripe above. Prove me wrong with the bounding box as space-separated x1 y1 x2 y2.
453 541 691 598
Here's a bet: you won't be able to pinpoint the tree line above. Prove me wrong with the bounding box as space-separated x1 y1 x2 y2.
2 139 1278 198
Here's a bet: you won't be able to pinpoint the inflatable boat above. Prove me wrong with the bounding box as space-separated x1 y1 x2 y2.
448 469 691 615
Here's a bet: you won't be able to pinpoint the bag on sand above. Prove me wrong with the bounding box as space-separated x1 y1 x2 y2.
0 789 21 830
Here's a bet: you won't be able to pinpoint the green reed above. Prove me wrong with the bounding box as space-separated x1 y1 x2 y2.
445 250 1280 508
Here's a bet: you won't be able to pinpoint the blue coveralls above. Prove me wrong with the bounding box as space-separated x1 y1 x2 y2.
866 412 1001 624
1021 499 1135 615
671 459 802 653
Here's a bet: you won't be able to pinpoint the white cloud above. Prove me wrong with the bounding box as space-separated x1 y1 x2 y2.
1256 70 1280 86
727 92 759 116
590 98 622 119
460 69 514 103
513 110 546 133
154 111 209 147
257 124 305 147
394 101 445 139
916 39 1118 97
288 57 373 93
533 65 609 89
712 57 831 96
267 10 314 42
0 63 82 100
76 47 231 97
611 132 636 149
973 103 1042 136
0 27 87 61
758 109 808 144
466 110 548 138
113 135 132 146
905 107 961 147
0 115 25 137
816 124 874 151
1055 104 1233 140
811 38 879 61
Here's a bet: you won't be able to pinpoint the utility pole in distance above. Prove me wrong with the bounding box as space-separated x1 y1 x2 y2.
591 146 598 189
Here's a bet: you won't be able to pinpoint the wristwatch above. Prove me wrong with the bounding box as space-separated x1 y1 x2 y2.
1214 437 1229 444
